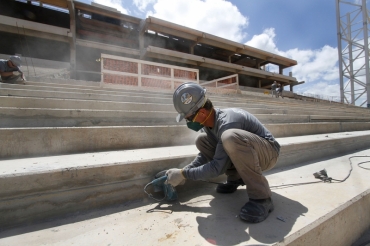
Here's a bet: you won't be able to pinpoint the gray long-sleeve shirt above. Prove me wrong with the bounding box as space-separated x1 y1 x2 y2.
0 59 22 74
183 108 280 180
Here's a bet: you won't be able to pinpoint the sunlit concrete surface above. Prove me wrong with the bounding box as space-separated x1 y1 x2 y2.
0 149 369 246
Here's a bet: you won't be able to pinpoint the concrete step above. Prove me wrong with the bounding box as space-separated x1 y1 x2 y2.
0 82 313 109
1 130 370 230
0 95 368 120
0 87 175 104
1 123 370 159
5 81 172 97
1 148 368 245
3 107 369 129
24 78 366 113
0 96 174 111
2 82 368 115
0 107 179 127
26 77 101 88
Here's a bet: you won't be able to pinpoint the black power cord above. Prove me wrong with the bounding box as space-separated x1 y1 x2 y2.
155 156 370 191
313 156 370 182
270 155 370 189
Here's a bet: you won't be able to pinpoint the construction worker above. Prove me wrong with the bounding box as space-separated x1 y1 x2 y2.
166 82 280 223
271 81 277 98
277 83 284 98
0 56 25 83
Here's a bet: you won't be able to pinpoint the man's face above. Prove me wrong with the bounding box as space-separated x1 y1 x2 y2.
185 109 200 122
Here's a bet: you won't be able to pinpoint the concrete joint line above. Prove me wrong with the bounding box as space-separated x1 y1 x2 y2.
0 177 148 203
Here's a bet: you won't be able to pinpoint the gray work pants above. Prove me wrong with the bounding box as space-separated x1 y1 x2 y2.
271 89 277 98
195 129 279 199
0 75 22 83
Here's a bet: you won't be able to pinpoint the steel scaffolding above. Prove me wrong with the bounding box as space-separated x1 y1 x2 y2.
336 0 370 107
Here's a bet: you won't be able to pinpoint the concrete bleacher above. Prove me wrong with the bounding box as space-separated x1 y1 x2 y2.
0 77 370 246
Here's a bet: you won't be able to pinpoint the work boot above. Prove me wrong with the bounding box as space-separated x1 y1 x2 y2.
216 179 245 193
239 197 274 223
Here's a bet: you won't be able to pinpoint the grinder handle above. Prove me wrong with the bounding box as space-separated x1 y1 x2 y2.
151 175 167 185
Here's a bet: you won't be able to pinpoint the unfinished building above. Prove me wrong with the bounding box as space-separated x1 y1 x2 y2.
0 0 301 91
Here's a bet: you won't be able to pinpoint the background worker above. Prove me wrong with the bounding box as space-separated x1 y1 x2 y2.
0 56 25 83
277 83 284 98
166 82 280 223
271 81 277 98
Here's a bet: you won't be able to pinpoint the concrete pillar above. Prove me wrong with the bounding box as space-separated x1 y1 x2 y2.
190 41 198 54
139 19 147 59
256 61 261 70
190 37 202 55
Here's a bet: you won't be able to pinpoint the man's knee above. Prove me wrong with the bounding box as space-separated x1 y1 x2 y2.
195 133 208 150
221 129 241 153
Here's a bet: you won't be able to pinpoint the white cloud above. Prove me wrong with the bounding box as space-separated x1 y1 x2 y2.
92 0 129 14
245 28 340 99
146 0 248 43
245 28 280 55
287 45 339 83
133 0 156 11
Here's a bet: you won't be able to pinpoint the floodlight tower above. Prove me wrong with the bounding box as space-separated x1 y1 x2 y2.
336 0 370 107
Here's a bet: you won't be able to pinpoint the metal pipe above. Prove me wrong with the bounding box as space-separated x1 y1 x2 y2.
16 22 29 77
362 0 370 108
347 13 355 104
336 0 345 104
22 25 36 76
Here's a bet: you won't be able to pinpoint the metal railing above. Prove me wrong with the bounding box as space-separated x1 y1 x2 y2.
297 92 341 103
200 74 239 94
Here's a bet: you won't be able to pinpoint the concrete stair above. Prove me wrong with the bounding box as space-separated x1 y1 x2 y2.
0 78 370 246
1 150 369 246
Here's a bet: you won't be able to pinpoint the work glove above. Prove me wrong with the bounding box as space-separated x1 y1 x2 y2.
166 168 186 187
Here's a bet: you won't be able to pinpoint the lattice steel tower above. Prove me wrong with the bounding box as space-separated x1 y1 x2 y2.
336 0 370 107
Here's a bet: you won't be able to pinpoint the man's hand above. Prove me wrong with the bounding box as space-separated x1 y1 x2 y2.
166 168 185 187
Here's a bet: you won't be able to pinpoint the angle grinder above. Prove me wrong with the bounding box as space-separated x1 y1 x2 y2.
144 170 178 202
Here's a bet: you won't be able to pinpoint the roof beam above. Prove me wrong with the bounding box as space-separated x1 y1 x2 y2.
76 39 140 56
74 1 141 24
0 15 70 37
145 46 296 83
146 16 297 68
34 0 68 8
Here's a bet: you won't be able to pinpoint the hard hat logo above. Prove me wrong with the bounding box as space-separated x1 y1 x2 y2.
181 93 192 104
173 82 206 122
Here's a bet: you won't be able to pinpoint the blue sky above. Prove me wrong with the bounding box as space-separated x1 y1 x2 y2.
240 1 338 51
77 0 367 102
